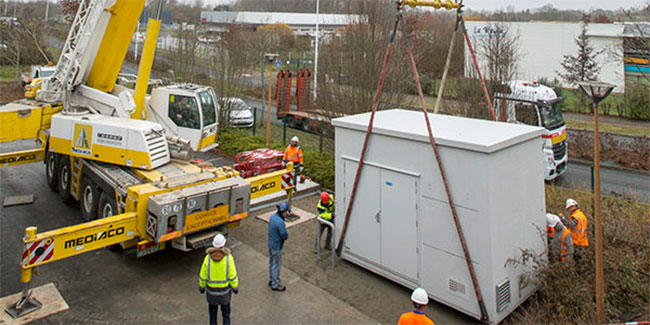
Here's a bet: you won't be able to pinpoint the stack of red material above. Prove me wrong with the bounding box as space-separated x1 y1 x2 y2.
234 148 284 178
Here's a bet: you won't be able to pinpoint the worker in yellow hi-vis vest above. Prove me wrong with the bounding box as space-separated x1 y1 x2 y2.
199 234 238 325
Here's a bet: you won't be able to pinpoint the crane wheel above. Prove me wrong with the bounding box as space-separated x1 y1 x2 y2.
45 152 59 191
80 177 98 221
57 156 73 203
98 192 123 251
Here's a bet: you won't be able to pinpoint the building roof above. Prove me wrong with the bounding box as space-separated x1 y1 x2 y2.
332 109 543 153
200 11 364 27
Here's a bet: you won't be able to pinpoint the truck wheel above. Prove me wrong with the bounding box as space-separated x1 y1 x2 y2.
57 156 72 203
287 115 298 129
45 152 59 191
302 118 311 132
98 192 123 251
80 177 98 221
98 192 117 219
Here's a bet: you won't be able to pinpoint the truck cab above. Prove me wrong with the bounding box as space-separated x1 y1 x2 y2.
494 80 568 181
22 64 56 87
146 84 220 152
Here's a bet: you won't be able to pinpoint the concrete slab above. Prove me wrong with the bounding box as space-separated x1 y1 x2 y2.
251 179 320 207
2 195 34 207
0 283 68 325
225 239 376 324
255 207 316 229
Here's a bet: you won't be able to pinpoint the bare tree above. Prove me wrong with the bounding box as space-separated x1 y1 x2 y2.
61 0 80 24
209 24 250 127
169 23 199 83
317 0 412 117
476 21 520 86
0 22 22 78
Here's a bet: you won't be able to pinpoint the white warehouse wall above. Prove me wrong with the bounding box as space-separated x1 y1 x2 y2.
464 21 625 93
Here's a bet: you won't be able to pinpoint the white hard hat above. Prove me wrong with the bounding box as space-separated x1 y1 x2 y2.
212 234 226 248
546 213 559 228
411 287 429 305
291 136 299 142
565 198 578 209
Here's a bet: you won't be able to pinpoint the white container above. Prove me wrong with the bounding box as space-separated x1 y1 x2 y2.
332 109 546 323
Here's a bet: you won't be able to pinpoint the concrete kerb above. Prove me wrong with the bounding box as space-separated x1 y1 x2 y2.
569 157 650 176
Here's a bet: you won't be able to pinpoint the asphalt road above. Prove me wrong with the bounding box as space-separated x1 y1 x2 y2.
556 159 650 203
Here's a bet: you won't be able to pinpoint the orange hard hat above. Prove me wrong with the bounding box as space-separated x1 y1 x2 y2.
320 192 330 204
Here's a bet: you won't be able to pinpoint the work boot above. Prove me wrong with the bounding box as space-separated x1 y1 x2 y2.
271 284 286 292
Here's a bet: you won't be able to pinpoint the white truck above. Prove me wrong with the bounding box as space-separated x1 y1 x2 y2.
21 64 56 87
494 80 568 180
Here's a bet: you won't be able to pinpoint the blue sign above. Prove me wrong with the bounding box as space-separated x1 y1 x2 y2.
274 60 282 69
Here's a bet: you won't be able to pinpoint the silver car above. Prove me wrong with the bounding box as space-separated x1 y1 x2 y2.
222 97 254 128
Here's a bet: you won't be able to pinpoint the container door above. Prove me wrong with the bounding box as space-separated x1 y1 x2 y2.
380 168 418 281
342 160 381 265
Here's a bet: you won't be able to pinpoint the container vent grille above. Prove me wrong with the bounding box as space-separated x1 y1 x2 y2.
448 278 466 295
496 278 511 313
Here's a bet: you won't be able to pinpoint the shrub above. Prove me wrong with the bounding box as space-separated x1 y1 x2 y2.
627 82 650 121
217 128 335 189
508 185 650 323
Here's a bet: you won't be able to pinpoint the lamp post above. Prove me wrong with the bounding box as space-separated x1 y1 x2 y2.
577 81 615 325
264 53 279 147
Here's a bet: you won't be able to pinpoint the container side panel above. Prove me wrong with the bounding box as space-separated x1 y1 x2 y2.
379 168 418 281
340 159 381 264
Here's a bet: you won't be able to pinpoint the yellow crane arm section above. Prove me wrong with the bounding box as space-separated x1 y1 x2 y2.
84 0 146 92
20 213 137 270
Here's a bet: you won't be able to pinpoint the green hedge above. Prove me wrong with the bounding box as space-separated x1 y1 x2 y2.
218 129 335 190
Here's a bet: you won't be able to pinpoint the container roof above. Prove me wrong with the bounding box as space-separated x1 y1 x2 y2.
331 109 544 153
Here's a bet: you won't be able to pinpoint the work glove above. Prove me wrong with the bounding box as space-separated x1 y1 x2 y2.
199 286 205 294
232 288 239 295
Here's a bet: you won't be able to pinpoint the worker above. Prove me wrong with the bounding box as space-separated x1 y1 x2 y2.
268 202 290 292
315 191 335 253
546 213 573 263
560 198 589 261
283 136 304 185
198 234 239 325
398 288 435 325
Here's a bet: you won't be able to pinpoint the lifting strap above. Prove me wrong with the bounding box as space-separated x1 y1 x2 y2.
335 3 490 322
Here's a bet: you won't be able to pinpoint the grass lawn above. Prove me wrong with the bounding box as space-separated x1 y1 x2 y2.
565 119 650 137
0 65 29 81
241 118 334 154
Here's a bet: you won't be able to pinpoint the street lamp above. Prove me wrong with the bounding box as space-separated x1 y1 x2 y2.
577 81 614 325
264 53 279 147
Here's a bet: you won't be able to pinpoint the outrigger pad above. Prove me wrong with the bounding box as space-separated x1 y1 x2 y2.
5 296 42 318
1 283 68 324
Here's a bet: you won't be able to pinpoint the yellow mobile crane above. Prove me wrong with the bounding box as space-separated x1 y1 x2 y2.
2 0 296 318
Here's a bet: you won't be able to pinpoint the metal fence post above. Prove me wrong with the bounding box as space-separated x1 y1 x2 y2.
283 115 287 145
253 107 257 136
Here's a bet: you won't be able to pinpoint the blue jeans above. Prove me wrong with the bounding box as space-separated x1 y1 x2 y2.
269 248 283 288
209 303 231 325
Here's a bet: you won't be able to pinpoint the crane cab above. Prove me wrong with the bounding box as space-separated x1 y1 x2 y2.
146 84 220 152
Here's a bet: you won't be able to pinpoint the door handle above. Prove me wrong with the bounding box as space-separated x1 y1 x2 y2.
375 210 381 223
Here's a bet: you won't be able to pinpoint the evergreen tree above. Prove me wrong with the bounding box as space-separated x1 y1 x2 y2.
558 22 602 86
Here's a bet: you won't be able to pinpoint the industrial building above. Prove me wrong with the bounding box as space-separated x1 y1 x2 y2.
199 11 364 37
465 21 650 93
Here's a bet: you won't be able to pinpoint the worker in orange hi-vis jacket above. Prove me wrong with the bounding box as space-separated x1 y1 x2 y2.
283 136 304 185
398 288 435 325
560 198 588 262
